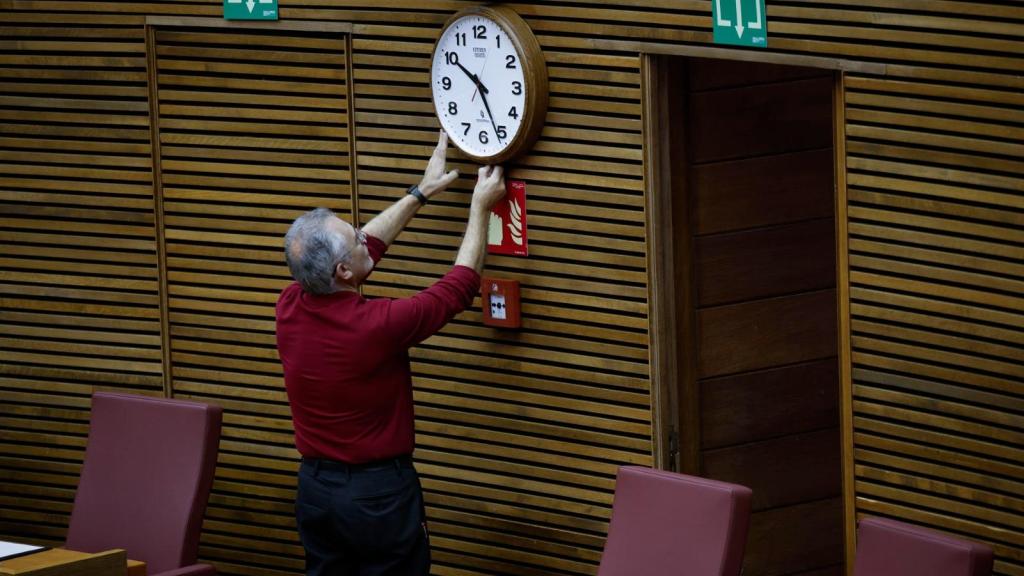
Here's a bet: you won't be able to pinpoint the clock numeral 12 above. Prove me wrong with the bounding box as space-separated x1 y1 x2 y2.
473 25 487 39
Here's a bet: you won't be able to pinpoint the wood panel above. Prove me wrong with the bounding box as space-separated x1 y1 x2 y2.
744 498 846 576
701 359 840 449
692 149 836 235
0 21 161 545
696 218 836 306
698 289 838 379
689 76 834 164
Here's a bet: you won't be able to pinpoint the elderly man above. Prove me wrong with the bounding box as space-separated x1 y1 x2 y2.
276 131 506 576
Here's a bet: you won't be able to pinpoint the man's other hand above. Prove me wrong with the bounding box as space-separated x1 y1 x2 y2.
419 131 460 199
472 166 506 212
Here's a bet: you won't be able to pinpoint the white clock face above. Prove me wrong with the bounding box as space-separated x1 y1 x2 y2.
431 14 527 159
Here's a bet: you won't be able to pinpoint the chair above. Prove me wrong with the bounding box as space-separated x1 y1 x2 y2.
66 392 223 576
855 517 994 576
598 466 752 576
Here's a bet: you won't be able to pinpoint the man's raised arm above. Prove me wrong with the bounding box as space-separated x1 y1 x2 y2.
361 130 459 247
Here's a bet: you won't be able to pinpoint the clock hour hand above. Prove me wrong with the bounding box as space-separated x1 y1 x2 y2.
454 61 489 95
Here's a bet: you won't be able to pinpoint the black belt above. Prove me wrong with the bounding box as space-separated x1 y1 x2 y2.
302 454 413 473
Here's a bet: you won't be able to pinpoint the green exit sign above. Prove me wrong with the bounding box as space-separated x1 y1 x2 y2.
713 0 767 48
224 0 278 20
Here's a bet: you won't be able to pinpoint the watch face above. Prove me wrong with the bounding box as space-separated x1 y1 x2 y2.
432 14 527 160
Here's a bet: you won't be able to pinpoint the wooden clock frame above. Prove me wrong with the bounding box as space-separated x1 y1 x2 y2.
431 5 549 165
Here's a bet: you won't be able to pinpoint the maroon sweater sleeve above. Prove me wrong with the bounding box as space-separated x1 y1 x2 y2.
362 233 480 348
380 265 480 349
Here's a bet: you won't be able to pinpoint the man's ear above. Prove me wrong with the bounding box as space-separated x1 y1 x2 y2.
336 261 355 283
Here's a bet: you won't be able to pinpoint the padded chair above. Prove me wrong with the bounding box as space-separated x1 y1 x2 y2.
66 392 223 576
598 466 753 576
855 517 994 576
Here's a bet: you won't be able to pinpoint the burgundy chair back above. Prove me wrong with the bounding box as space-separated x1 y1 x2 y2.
598 466 752 576
66 392 222 574
855 517 994 576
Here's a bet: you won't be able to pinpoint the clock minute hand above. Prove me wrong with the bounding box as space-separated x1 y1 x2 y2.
477 86 504 144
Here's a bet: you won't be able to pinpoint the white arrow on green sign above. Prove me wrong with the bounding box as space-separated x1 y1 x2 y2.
224 0 278 20
713 0 767 48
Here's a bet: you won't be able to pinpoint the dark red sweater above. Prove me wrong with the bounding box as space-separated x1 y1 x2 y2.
276 234 480 463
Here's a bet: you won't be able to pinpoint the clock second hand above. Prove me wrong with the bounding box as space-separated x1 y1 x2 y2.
471 53 491 103
455 61 488 97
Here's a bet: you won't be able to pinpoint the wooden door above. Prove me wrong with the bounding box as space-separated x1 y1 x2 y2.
671 59 844 576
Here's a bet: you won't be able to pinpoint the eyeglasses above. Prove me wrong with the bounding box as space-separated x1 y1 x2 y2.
337 227 367 264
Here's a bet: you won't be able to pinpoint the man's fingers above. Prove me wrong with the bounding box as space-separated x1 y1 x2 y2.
436 130 448 151
440 169 459 187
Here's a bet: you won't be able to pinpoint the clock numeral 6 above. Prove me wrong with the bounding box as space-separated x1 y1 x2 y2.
512 81 522 95
479 131 490 144
448 102 458 115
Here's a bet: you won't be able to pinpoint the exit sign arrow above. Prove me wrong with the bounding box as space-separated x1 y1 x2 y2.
224 0 278 20
713 0 767 48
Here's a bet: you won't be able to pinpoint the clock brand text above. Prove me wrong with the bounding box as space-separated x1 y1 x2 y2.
473 47 487 58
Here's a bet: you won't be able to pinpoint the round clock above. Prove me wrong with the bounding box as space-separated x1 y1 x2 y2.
430 6 548 165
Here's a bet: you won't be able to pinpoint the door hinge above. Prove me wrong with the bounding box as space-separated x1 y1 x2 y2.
667 427 679 472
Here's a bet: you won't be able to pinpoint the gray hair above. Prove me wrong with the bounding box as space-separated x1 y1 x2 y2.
284 208 351 295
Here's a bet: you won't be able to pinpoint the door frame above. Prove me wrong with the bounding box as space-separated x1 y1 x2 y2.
639 44 869 575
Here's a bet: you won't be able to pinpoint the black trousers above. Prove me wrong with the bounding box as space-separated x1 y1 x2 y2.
295 456 430 576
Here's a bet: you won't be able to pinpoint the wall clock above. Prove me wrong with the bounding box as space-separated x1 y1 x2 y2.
430 5 548 165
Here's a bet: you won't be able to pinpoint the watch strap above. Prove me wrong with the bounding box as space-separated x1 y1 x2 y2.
407 185 428 206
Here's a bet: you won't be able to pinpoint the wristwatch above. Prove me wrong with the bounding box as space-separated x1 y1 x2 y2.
407 185 428 206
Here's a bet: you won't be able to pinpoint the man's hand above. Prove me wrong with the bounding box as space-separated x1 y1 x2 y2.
453 165 506 273
471 165 506 212
418 131 460 198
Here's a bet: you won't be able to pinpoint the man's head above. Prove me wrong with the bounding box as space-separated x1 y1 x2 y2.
284 208 371 294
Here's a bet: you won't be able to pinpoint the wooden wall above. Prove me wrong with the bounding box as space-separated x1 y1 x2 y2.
1 2 1022 576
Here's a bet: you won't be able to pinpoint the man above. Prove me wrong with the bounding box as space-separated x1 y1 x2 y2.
275 131 506 576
